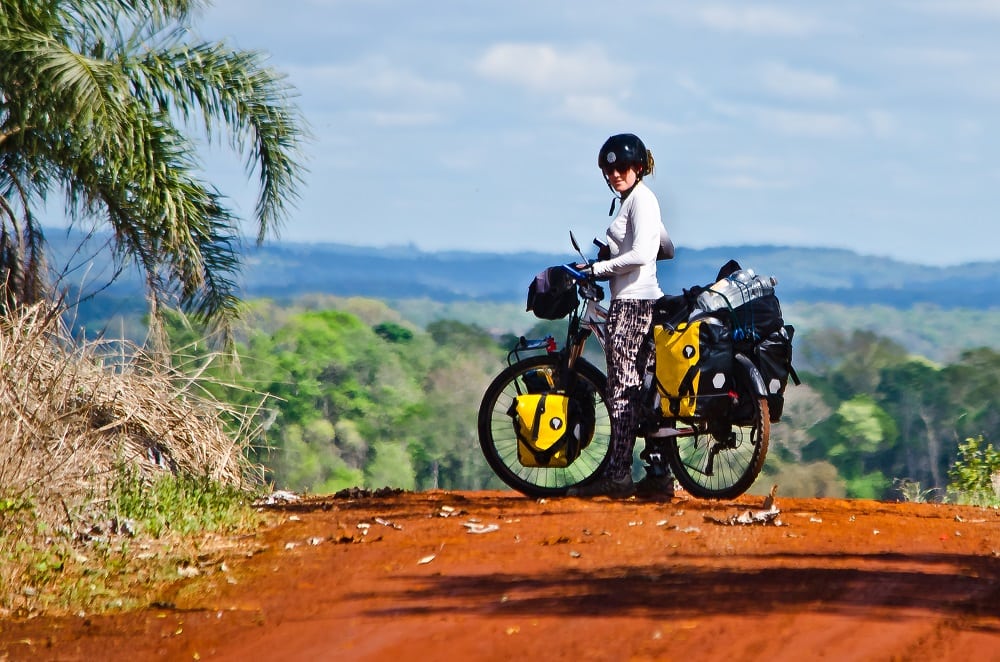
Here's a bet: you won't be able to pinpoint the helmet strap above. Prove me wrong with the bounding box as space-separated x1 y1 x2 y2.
605 178 640 216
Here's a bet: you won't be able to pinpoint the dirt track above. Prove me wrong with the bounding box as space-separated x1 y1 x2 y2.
2 490 999 661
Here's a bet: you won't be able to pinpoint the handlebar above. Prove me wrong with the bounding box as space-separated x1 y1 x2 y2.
559 263 590 279
556 262 605 303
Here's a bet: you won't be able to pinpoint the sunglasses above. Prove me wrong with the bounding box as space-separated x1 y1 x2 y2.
602 164 635 175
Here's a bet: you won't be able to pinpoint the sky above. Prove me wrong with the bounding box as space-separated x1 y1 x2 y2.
191 0 1000 266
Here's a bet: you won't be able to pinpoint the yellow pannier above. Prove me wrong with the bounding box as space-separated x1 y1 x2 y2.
654 319 734 419
509 392 582 468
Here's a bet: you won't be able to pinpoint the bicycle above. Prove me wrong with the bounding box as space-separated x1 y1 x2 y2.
477 234 795 499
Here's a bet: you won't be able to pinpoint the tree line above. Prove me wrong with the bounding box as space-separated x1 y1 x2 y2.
175 297 998 501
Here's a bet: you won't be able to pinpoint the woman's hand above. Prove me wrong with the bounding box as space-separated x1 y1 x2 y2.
593 238 611 261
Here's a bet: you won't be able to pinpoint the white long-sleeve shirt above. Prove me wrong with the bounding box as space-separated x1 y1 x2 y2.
591 181 668 300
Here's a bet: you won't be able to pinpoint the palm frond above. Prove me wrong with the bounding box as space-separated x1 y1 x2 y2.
131 42 307 242
0 0 307 335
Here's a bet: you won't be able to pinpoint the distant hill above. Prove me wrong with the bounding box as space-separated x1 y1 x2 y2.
239 242 998 309
44 228 998 309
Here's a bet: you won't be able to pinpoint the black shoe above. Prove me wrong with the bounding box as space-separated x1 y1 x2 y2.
635 471 675 499
566 474 635 498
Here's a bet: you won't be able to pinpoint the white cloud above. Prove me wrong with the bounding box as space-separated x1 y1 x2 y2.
474 43 632 95
866 110 898 139
288 58 462 104
689 5 825 36
709 154 792 173
710 174 792 190
889 47 975 68
370 111 443 127
706 154 798 190
758 61 842 100
557 95 635 126
908 0 1000 19
956 118 986 138
752 107 858 137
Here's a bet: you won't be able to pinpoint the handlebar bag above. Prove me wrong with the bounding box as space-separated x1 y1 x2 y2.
507 392 584 468
526 266 579 320
653 318 734 418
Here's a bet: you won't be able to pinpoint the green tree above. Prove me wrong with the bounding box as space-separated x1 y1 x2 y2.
373 322 414 343
0 0 305 333
365 441 416 490
799 329 908 398
942 349 1000 444
200 303 505 492
405 354 497 490
272 422 363 493
770 383 832 463
805 394 897 498
877 358 949 489
212 307 432 490
426 319 494 347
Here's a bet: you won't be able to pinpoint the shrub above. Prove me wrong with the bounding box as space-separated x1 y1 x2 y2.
947 436 1000 506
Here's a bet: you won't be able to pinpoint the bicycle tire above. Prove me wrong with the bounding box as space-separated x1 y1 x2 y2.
477 355 612 497
666 397 770 500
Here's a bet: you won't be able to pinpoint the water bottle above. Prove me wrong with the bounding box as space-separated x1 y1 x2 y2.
695 283 730 312
747 273 778 300
696 274 749 311
696 269 778 312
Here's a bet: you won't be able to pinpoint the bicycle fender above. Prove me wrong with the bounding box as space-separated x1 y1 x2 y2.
734 353 767 397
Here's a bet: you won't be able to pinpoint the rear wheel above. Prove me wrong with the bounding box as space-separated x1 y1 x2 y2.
666 397 770 499
477 355 612 497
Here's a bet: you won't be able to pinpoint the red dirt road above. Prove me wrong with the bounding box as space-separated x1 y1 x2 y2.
2 490 999 661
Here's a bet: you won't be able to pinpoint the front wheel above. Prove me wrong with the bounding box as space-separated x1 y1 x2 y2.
665 397 770 499
477 355 612 497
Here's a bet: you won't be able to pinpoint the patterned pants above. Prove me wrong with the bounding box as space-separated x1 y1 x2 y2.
604 298 655 481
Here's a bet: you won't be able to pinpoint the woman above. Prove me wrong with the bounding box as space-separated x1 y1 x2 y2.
568 133 675 498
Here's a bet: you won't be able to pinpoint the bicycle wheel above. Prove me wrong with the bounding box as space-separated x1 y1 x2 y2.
478 355 612 497
666 397 770 499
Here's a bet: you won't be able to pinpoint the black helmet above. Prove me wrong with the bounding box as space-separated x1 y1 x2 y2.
598 133 652 177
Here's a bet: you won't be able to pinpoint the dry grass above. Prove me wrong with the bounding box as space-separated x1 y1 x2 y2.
0 302 267 614
0 303 259 512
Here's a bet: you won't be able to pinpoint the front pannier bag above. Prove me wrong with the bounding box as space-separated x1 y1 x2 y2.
653 318 734 418
526 266 579 320
508 393 584 468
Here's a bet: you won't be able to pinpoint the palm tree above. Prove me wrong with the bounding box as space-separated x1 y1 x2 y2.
0 0 305 336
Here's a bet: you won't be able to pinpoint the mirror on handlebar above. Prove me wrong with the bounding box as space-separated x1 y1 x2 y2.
569 231 590 268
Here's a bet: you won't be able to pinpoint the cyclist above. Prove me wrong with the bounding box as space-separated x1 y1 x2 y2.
568 133 675 499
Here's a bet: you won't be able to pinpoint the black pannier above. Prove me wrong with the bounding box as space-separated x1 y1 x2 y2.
526 266 579 320
754 324 798 421
652 292 696 328
730 293 784 342
662 260 799 424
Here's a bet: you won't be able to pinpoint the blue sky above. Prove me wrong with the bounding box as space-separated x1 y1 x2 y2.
194 1 1000 266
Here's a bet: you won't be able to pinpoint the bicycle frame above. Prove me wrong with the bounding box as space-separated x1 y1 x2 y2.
512 263 767 417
